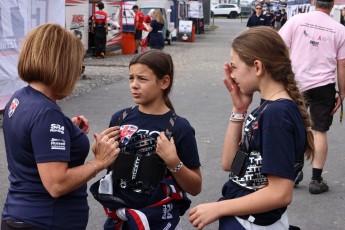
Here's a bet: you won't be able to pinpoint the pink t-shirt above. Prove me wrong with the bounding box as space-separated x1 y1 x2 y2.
279 11 345 92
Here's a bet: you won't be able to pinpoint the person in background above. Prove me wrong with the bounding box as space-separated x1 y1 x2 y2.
91 1 108 59
189 27 314 230
132 5 144 54
270 10 275 27
88 15 95 56
264 9 274 27
91 50 202 229
1 23 120 230
141 9 154 52
279 0 345 194
247 3 268 28
143 9 165 50
273 9 282 30
341 7 345 26
281 8 287 27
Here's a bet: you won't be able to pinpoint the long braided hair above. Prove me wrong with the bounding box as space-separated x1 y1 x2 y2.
232 27 314 160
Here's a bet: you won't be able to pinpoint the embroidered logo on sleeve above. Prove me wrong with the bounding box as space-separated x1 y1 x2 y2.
50 124 65 134
8 98 19 118
51 138 66 150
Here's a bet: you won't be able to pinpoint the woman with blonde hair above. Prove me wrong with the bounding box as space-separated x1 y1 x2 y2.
143 9 165 50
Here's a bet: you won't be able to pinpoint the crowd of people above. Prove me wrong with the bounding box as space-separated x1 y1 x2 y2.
247 3 287 30
132 5 166 54
1 0 345 229
89 3 166 57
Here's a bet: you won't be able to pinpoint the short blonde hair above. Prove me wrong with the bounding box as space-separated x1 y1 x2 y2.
18 23 85 98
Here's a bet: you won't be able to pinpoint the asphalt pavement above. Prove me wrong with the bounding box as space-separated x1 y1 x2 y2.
0 18 344 230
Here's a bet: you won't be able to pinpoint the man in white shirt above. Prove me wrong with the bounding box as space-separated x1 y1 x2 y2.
279 0 345 194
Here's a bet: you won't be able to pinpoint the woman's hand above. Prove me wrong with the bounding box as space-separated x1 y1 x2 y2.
91 126 120 153
223 63 253 113
71 115 89 134
92 126 121 169
189 202 221 230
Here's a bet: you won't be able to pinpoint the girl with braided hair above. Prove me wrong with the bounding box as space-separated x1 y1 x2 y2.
189 27 314 230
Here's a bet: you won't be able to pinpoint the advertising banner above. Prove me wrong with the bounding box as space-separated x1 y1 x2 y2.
122 0 136 32
0 0 65 110
189 1 203 19
178 20 193 42
66 0 88 50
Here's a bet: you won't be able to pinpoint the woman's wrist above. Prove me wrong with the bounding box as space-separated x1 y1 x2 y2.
91 157 105 172
87 160 98 177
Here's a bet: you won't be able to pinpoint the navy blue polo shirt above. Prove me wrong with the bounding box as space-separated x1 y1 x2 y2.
247 14 268 27
2 86 90 229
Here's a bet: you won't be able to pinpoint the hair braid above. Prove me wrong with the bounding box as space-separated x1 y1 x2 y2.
284 72 314 160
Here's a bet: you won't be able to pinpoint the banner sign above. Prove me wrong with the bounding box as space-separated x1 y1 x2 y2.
66 0 88 50
189 1 203 19
0 0 65 109
178 20 193 42
122 1 136 32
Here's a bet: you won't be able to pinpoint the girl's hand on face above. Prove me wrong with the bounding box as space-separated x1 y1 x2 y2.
223 63 253 113
71 115 90 134
156 132 178 165
189 202 221 230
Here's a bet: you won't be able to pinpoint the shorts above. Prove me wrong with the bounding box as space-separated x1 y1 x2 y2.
235 211 289 230
303 83 336 132
134 30 143 40
219 212 289 230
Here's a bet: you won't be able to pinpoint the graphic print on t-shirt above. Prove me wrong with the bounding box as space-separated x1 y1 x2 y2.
232 112 268 190
300 23 334 48
50 138 66 150
120 125 139 145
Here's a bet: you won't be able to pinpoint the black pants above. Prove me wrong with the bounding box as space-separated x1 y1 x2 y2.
1 220 43 230
94 26 106 56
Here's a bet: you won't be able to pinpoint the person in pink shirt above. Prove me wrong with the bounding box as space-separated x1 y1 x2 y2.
279 0 345 194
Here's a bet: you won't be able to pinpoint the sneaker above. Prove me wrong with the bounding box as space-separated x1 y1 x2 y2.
309 178 329 194
294 170 303 187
